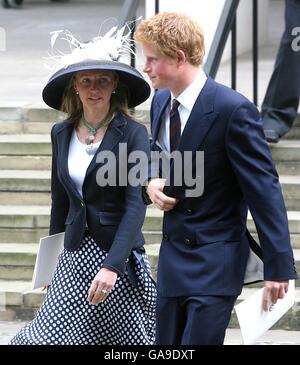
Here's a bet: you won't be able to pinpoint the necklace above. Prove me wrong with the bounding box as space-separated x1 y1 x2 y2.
81 115 111 155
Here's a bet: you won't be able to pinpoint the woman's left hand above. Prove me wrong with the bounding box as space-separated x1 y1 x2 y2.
87 267 118 305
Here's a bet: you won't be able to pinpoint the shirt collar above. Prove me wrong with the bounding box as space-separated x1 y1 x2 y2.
171 68 207 112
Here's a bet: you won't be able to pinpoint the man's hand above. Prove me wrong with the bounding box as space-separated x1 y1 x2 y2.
262 280 289 312
147 178 178 211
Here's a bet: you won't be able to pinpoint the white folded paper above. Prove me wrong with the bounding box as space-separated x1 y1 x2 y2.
234 280 295 345
32 232 65 290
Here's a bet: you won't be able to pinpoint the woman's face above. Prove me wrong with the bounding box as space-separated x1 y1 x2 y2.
74 70 117 113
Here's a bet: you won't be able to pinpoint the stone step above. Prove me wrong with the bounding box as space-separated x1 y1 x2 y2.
0 226 299 250
0 119 151 136
281 117 300 140
0 231 161 247
1 170 299 209
0 280 44 321
0 107 298 135
1 106 299 133
1 205 300 232
270 140 300 176
0 176 300 211
278 175 300 211
0 170 50 192
145 243 300 280
0 277 299 329
0 244 38 280
0 229 48 244
0 321 298 345
0 229 161 246
270 140 300 161
0 155 51 171
0 121 55 135
0 107 151 135
0 135 298 166
0 206 50 228
247 210 300 236
0 109 298 155
144 208 300 236
0 191 51 206
0 243 38 265
0 107 150 124
0 235 299 281
0 175 298 209
0 138 298 187
0 135 51 155
0 107 64 125
0 206 300 247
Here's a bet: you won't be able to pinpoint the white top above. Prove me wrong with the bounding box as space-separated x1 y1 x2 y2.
157 68 208 152
68 130 101 197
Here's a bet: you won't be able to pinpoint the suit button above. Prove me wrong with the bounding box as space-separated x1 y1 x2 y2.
163 234 169 241
81 202 85 207
186 209 192 214
185 238 191 245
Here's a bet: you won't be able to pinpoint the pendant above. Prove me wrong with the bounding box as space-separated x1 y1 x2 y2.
85 135 95 145
86 144 98 155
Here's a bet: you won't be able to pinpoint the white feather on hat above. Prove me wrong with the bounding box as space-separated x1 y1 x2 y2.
45 22 136 73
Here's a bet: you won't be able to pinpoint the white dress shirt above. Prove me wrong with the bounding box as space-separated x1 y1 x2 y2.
68 130 101 197
157 68 207 152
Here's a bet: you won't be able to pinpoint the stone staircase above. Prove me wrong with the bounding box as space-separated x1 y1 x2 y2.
0 107 300 331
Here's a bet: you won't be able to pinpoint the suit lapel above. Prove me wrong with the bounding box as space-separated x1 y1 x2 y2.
164 77 219 197
178 77 219 153
151 90 170 143
85 114 125 179
56 116 125 198
56 122 82 200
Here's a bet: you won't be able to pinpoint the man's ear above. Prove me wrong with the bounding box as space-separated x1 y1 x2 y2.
176 50 187 65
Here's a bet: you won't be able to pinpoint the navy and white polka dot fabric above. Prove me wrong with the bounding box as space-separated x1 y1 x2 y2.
10 236 156 345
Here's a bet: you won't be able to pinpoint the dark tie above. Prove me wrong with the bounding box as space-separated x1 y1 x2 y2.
169 99 181 152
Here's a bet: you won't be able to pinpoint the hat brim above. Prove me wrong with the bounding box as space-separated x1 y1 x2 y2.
42 60 151 110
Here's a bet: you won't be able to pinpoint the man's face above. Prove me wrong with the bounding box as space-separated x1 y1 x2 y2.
141 43 179 90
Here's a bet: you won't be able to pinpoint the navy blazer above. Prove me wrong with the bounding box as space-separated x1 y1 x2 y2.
49 113 150 277
150 77 297 297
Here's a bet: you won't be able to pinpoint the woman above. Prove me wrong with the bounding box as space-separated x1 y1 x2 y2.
10 29 156 345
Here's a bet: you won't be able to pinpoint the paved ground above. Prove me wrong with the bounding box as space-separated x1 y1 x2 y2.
0 0 285 109
1 320 300 345
0 0 145 108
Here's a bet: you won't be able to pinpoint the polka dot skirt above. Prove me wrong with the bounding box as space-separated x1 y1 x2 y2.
10 236 156 345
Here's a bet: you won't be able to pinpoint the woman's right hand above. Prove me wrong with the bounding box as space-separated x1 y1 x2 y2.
87 267 117 305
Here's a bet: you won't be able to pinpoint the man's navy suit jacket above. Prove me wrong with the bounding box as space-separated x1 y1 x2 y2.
150 77 297 297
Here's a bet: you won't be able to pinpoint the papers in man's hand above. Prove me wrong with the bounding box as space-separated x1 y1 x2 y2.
32 232 65 290
235 280 295 345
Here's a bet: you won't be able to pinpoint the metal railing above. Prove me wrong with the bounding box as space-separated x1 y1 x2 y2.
118 0 259 105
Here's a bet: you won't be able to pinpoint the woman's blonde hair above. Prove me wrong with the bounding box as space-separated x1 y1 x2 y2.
61 71 134 126
134 12 205 66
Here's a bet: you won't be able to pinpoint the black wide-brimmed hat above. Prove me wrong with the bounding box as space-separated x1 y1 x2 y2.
42 28 151 110
42 59 150 110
